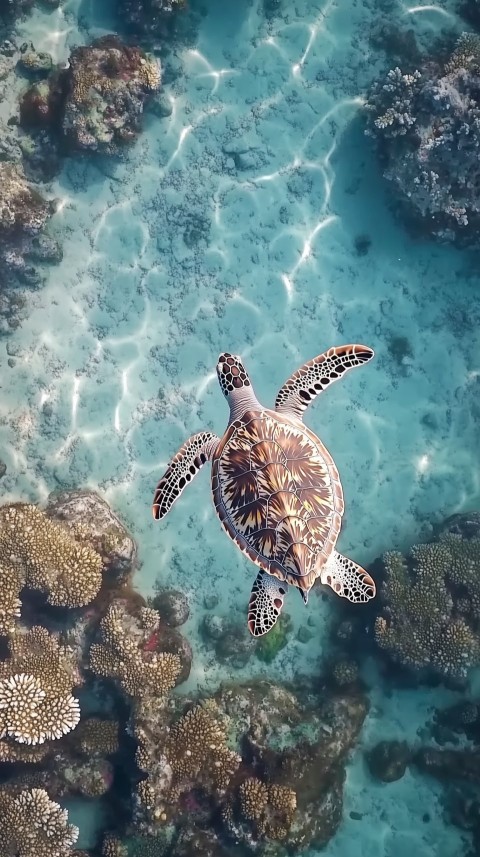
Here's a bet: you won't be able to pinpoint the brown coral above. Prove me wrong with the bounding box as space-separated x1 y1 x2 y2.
69 717 119 757
0 561 23 636
238 778 297 840
165 700 241 799
89 602 180 698
0 503 103 608
0 787 79 856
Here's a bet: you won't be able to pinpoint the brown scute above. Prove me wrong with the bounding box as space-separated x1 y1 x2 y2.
213 409 343 588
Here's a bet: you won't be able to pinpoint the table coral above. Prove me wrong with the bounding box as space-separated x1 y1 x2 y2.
0 787 79 856
0 503 103 608
89 601 181 698
0 562 23 637
374 534 480 678
365 32 480 243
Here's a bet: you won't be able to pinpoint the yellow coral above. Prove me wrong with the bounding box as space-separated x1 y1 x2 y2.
139 56 161 91
89 602 180 698
0 503 103 608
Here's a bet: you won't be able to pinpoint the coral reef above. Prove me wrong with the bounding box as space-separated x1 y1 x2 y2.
89 600 181 697
0 787 79 855
0 503 104 608
0 626 80 748
365 33 480 244
0 161 60 293
19 35 161 160
45 489 137 580
116 0 186 41
374 530 480 679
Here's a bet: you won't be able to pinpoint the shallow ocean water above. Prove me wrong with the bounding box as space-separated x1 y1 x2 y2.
1 0 480 852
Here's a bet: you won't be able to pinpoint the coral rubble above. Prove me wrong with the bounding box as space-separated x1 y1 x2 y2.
365 33 480 244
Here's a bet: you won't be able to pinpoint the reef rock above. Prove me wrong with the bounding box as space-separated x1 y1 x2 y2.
366 740 410 782
0 161 60 298
61 35 161 154
365 33 480 244
414 747 480 783
117 0 186 40
150 588 190 627
45 489 137 579
216 680 368 852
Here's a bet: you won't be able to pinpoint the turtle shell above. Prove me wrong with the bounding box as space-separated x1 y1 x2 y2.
212 409 344 593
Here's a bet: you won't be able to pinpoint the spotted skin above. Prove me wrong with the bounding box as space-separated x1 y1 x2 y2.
212 409 343 597
321 551 376 602
152 431 219 520
248 570 286 637
217 352 251 396
275 345 375 420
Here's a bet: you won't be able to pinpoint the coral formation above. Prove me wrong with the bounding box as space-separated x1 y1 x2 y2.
237 777 297 839
0 787 79 855
0 161 60 295
374 531 480 679
0 626 80 748
45 489 137 579
0 503 104 608
89 601 181 697
365 33 480 243
117 0 186 40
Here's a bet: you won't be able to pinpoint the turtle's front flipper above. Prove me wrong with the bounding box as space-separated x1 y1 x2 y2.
275 345 374 420
152 431 220 520
320 550 376 603
247 570 286 636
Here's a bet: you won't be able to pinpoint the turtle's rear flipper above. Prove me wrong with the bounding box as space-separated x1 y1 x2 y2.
247 570 286 636
275 345 374 420
320 550 376 603
152 431 220 520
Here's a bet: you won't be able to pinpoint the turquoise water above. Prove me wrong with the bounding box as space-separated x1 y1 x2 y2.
1 0 480 853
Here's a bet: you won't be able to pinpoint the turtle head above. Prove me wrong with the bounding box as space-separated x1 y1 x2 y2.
216 353 251 397
216 352 259 418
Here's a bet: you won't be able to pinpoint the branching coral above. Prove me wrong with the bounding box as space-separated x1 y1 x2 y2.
0 787 79 856
365 33 480 243
165 700 241 800
0 561 23 636
374 535 480 678
0 503 103 608
89 602 181 697
0 626 80 748
238 777 297 840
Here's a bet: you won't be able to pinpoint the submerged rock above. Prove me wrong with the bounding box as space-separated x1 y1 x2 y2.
45 489 137 578
366 740 410 782
150 588 190 627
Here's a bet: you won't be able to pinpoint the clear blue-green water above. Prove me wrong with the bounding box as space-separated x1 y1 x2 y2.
1 0 480 854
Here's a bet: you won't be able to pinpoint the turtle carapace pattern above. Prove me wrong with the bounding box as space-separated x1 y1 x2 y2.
152 346 376 637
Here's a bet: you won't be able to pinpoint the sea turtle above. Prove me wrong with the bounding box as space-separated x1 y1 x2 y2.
152 346 376 637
